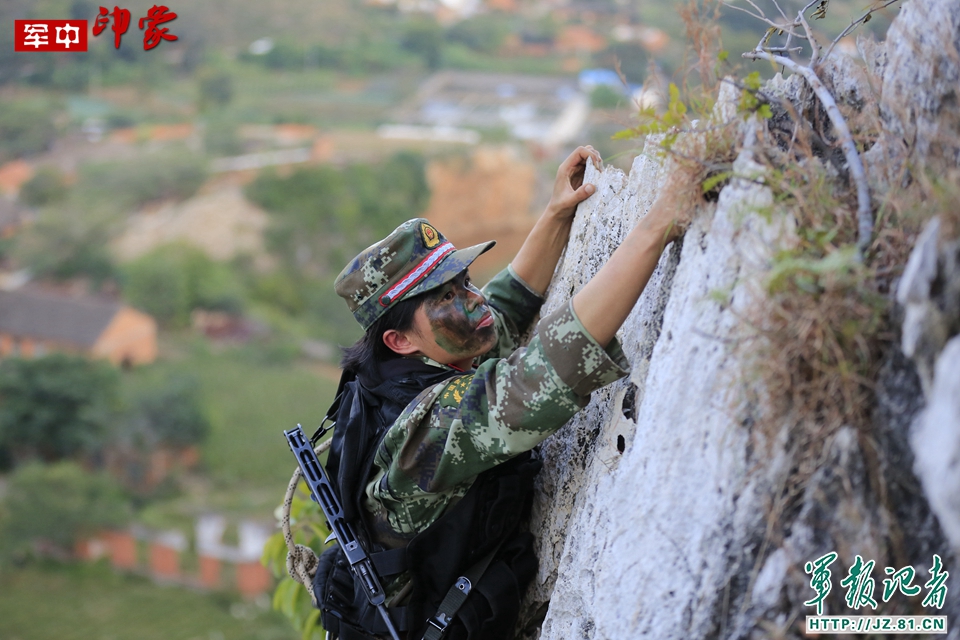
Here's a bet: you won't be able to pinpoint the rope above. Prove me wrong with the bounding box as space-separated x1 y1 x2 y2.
282 438 333 606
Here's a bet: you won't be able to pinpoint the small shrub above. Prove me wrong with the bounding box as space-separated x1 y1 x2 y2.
127 375 211 448
263 38 306 70
197 68 234 111
122 248 192 327
105 112 138 129
14 205 118 282
250 271 306 315
18 166 68 207
0 103 57 162
203 118 243 156
401 19 444 69
446 15 510 54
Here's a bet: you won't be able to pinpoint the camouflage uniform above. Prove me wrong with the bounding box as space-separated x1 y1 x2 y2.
334 219 630 548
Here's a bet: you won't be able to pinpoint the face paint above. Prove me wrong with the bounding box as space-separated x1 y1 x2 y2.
421 273 497 359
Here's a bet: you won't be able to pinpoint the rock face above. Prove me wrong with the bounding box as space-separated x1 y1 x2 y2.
872 0 960 173
524 1 960 637
529 105 791 640
902 217 960 553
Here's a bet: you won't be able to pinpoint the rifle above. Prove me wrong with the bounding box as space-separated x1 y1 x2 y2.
284 424 401 640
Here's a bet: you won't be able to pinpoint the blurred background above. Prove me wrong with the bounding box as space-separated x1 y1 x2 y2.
0 0 897 638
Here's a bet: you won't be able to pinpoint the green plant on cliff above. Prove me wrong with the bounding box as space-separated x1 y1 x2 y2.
743 158 892 434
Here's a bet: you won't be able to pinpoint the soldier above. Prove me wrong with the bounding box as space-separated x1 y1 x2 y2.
319 146 698 640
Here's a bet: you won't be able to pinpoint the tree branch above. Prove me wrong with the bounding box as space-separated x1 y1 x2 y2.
723 1 774 25
821 0 901 62
743 49 873 253
796 0 821 67
724 1 805 39
769 0 790 21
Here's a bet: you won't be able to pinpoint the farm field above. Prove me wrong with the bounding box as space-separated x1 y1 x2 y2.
0 561 296 640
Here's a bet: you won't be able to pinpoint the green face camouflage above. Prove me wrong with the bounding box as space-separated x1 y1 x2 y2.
335 219 496 331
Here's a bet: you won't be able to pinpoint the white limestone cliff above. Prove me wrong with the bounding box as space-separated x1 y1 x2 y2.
525 1 960 637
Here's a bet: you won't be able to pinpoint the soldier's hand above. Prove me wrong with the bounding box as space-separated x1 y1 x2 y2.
545 145 602 220
651 134 707 243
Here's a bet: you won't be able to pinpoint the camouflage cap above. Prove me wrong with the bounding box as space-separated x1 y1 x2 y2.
335 218 495 330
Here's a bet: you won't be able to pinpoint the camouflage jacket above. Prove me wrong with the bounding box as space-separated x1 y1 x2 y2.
363 266 630 547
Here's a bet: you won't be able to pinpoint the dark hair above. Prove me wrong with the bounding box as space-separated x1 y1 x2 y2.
339 292 426 382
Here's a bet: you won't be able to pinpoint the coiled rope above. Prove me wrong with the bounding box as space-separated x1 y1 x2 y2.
281 438 333 606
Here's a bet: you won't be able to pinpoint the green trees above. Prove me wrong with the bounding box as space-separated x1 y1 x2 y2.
246 152 429 276
197 68 234 111
121 243 245 327
15 150 209 283
1 462 131 556
75 151 209 213
14 206 117 283
126 375 211 448
0 103 57 162
0 355 120 466
447 15 510 54
401 20 444 69
590 85 626 108
203 118 243 156
123 248 191 326
18 167 68 207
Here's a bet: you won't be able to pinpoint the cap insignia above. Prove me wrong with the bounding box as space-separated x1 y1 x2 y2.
421 223 440 249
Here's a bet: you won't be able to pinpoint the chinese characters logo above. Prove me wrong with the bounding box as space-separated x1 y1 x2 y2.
805 552 949 613
15 5 178 53
804 553 949 634
15 20 88 52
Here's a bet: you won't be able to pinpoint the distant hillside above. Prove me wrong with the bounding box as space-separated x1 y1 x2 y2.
166 0 375 48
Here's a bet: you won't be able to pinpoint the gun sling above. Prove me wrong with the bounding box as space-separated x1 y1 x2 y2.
422 540 503 640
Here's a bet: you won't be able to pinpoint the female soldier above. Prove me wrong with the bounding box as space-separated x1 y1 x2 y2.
319 146 697 640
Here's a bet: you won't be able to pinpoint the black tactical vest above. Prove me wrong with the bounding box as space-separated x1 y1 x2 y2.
314 358 542 640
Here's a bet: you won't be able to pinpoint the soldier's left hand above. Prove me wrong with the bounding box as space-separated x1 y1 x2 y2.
545 145 602 219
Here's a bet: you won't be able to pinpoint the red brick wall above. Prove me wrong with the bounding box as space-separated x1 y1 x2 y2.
104 530 138 569
199 555 221 589
74 538 93 560
149 542 180 579
236 561 272 598
85 528 272 597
